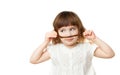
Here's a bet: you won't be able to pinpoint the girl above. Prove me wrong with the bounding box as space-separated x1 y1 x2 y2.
30 11 115 75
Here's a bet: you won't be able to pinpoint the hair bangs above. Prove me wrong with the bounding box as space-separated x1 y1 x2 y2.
54 14 78 30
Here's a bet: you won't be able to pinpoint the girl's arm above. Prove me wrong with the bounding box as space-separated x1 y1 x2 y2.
30 31 57 64
30 41 50 64
92 37 115 58
83 30 115 58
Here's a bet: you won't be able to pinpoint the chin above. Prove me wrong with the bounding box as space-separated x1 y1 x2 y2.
64 42 77 47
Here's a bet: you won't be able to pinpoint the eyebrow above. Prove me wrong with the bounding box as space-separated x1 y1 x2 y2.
58 34 78 38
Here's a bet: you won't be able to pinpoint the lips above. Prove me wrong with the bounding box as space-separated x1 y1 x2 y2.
65 37 74 42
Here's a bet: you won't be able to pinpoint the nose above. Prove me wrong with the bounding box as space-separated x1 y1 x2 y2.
65 31 72 36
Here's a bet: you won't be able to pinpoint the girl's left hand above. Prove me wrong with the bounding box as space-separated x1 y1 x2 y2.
83 30 96 41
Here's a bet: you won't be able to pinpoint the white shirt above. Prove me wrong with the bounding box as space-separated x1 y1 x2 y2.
47 42 97 75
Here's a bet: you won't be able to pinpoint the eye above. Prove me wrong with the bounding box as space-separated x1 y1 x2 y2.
60 29 65 32
70 28 76 31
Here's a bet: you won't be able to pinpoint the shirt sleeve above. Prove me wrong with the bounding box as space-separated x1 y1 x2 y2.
47 44 53 57
47 44 58 59
85 43 97 63
85 42 98 58
90 43 97 56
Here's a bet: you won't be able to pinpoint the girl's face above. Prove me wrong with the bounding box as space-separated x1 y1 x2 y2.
58 25 79 47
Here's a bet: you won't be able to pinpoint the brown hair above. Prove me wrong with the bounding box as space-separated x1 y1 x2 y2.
52 11 86 44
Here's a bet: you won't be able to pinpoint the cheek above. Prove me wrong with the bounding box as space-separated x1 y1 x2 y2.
58 32 63 36
73 37 79 40
58 32 68 38
74 30 79 34
58 31 62 36
70 30 78 35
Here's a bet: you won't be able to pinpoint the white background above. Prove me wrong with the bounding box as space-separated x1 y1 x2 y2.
0 0 120 75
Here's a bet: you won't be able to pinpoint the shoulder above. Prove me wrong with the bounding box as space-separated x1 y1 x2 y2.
47 43 63 57
77 41 97 50
48 43 62 48
47 43 62 52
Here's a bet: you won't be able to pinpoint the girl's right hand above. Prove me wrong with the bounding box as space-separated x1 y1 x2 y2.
45 31 57 42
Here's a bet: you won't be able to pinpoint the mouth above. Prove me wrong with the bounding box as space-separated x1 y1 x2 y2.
65 38 74 42
59 34 78 38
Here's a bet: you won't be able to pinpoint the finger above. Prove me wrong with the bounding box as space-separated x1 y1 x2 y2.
88 30 92 36
83 31 87 36
48 31 57 39
83 30 92 36
83 30 89 36
52 31 57 37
